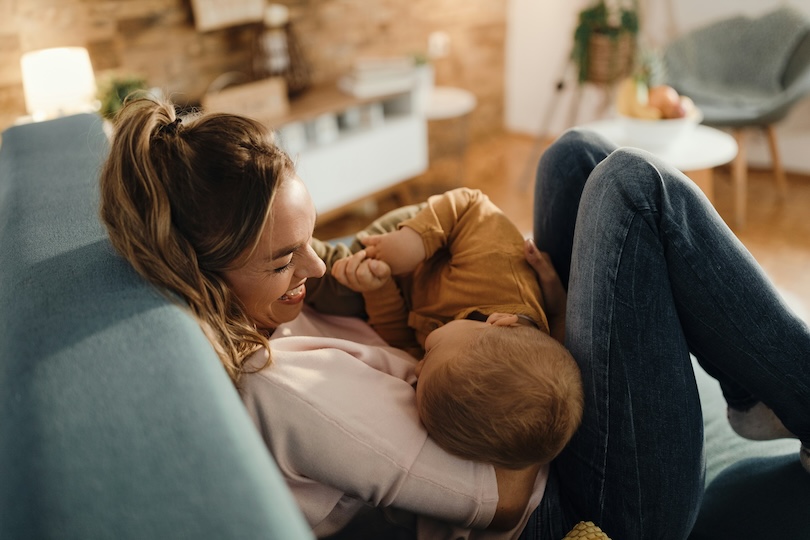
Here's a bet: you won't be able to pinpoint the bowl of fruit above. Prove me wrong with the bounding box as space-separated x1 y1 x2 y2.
615 78 702 150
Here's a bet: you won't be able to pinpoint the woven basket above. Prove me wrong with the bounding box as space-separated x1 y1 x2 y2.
586 32 635 84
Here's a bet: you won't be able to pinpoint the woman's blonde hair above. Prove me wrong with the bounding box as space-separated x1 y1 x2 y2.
99 96 295 383
418 325 584 469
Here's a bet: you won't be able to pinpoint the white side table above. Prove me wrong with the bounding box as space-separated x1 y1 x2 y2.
580 119 738 207
425 86 477 184
426 86 477 120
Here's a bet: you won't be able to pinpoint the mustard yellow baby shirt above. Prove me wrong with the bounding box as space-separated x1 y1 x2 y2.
364 187 549 350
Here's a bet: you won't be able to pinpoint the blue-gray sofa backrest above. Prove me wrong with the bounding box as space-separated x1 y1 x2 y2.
0 114 312 539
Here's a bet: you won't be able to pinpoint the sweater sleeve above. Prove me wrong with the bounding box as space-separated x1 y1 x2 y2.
362 279 421 355
239 337 499 532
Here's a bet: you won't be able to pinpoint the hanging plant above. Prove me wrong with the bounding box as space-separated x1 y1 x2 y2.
572 0 639 84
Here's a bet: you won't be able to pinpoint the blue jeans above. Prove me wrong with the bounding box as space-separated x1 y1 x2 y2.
520 129 810 539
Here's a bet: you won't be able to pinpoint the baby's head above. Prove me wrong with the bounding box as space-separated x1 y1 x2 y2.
415 318 583 469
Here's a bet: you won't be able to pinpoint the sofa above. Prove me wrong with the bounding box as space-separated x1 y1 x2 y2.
1 113 807 539
0 113 312 539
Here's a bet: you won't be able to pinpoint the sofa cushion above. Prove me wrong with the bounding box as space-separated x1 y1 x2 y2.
691 359 809 539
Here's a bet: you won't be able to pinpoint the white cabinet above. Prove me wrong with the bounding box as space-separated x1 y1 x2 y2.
269 85 428 218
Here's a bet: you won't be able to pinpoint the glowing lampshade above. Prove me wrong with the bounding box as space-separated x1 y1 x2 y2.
20 47 97 121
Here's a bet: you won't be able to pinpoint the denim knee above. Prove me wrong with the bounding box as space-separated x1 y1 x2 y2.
539 128 614 175
586 146 697 212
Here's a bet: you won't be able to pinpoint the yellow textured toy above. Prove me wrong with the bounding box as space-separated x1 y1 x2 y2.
562 521 612 540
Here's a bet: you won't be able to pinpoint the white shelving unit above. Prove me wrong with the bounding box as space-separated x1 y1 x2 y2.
269 84 428 218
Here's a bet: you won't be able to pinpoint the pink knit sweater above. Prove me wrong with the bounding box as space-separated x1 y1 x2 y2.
240 307 547 539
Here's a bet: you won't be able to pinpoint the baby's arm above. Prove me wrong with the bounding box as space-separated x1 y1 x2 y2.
361 188 496 274
360 226 426 276
305 203 425 317
332 251 420 352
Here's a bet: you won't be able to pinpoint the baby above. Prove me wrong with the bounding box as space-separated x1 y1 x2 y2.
332 188 583 469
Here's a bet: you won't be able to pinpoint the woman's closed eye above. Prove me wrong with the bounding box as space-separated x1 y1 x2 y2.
273 255 295 273
273 262 293 274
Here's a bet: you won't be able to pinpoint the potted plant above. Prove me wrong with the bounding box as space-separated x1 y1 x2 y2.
572 0 639 84
97 74 149 120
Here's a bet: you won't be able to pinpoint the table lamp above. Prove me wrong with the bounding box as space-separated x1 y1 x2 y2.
20 47 97 121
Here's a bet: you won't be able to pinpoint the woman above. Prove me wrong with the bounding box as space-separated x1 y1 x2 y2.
100 97 539 538
99 97 809 539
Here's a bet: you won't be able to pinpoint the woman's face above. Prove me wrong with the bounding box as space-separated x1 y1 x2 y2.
223 175 326 330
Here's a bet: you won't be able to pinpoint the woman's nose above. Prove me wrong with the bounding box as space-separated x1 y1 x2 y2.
301 243 327 278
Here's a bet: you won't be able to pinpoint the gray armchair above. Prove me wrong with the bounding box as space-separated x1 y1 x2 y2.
664 6 810 228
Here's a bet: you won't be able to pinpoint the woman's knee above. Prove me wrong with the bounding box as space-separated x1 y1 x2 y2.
585 147 703 221
538 128 613 175
576 148 669 226
589 147 680 199
535 129 617 206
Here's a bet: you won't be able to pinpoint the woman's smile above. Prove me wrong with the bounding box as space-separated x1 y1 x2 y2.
279 283 307 304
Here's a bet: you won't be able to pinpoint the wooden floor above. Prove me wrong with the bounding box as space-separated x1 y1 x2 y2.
315 132 810 321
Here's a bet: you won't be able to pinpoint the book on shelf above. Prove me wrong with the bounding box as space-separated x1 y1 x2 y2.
338 56 418 98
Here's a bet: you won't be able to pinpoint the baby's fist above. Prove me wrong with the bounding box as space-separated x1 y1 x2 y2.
331 250 392 292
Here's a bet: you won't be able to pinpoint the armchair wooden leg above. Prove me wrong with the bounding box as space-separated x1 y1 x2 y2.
731 128 748 230
765 124 789 198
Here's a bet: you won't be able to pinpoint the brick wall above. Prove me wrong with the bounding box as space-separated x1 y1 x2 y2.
1 0 506 147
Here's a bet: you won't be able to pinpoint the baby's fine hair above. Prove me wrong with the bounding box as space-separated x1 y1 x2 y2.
418 324 583 469
99 95 295 382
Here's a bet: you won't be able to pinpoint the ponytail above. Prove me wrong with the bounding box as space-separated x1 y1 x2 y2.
99 96 294 382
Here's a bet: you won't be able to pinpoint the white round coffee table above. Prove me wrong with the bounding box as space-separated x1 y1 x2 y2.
580 119 738 205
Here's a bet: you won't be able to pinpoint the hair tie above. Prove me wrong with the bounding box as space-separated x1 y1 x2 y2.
160 116 183 135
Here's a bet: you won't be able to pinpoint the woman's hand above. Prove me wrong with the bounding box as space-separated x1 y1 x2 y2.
525 239 567 343
331 250 392 292
490 464 541 530
360 227 426 275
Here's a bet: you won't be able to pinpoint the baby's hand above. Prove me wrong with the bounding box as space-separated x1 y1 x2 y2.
360 227 425 275
524 239 567 318
331 250 392 292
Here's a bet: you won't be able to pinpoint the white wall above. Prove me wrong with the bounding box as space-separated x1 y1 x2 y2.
505 0 810 173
